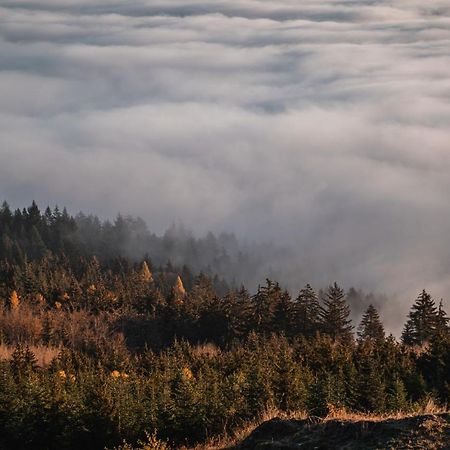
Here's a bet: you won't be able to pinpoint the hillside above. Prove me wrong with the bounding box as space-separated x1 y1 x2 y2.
236 414 450 450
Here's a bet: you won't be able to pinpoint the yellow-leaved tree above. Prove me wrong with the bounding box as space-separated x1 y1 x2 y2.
10 290 20 310
173 275 186 297
140 261 153 283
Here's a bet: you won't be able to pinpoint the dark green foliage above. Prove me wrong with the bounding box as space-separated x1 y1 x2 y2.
357 304 385 344
402 290 439 346
357 355 386 412
293 284 320 338
320 283 354 343
10 344 38 380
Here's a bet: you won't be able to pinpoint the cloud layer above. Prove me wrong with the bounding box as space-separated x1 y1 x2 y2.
1 0 450 321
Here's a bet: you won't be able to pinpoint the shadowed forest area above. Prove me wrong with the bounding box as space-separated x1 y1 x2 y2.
1 202 450 449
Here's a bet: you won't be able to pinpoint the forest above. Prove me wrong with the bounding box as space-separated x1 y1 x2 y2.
1 202 450 449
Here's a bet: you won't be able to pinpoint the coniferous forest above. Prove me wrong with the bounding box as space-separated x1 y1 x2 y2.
1 202 450 449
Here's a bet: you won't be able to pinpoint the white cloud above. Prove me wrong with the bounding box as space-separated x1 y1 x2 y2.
1 0 450 325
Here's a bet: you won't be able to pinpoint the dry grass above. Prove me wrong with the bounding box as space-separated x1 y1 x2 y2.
324 399 447 423
0 343 61 367
186 406 307 450
188 401 448 450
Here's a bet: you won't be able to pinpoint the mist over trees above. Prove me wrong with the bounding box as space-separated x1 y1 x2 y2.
1 201 450 448
0 201 390 324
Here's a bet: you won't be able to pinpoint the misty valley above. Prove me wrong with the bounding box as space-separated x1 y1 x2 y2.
0 202 450 449
2 0 450 446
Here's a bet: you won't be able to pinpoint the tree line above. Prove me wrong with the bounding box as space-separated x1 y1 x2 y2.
0 202 450 449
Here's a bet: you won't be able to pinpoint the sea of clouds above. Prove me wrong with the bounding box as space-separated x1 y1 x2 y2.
1 0 450 323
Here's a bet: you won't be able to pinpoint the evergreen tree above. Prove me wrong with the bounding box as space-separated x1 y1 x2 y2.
293 284 320 338
250 279 282 335
224 287 252 340
402 290 439 346
272 290 292 335
386 376 409 412
357 356 386 412
320 283 353 343
357 304 385 344
435 300 450 338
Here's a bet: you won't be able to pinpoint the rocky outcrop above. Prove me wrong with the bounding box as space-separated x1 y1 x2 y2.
236 414 450 449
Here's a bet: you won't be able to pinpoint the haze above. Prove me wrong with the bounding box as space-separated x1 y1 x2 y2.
1 0 450 319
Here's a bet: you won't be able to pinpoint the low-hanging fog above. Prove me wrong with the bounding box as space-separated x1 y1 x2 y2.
1 0 450 329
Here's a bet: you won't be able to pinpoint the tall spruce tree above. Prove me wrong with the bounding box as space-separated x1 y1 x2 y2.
435 300 450 338
320 282 353 343
272 290 293 335
251 279 281 335
357 304 385 344
293 284 320 338
402 290 439 346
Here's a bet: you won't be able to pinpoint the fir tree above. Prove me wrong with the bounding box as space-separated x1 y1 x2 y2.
272 290 292 335
386 376 409 412
251 279 282 335
435 300 450 338
357 356 386 412
357 304 385 344
320 283 353 343
293 284 320 338
402 290 439 346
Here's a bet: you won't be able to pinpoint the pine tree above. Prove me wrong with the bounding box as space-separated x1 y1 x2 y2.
386 376 409 412
402 290 438 346
401 321 415 346
10 344 38 380
224 287 252 340
272 290 292 335
251 279 282 335
357 356 386 412
320 283 353 343
435 300 450 338
357 304 385 344
293 284 320 338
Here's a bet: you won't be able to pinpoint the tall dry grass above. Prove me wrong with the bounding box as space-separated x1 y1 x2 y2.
186 406 307 450
188 401 449 450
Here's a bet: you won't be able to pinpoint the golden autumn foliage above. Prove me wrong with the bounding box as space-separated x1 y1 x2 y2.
140 261 153 283
182 367 194 380
111 370 128 380
105 290 118 302
57 370 76 382
87 284 96 295
173 275 186 297
10 290 20 310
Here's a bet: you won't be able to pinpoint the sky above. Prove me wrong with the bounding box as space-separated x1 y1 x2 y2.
1 0 450 317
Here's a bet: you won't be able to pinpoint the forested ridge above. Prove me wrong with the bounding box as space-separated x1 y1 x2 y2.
1 202 450 449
